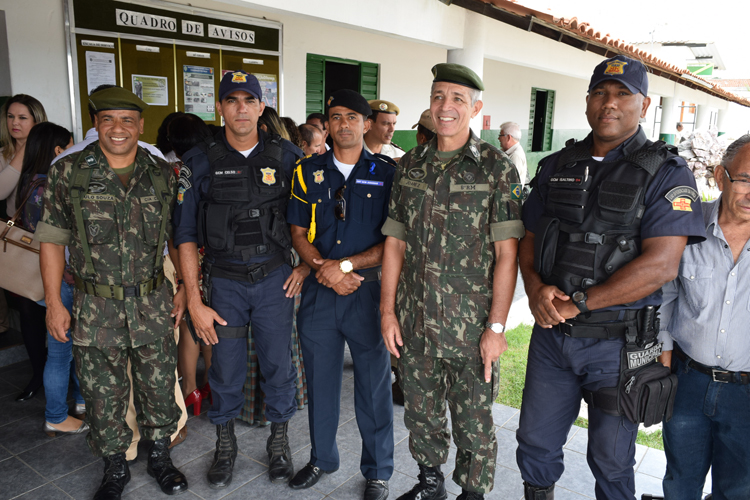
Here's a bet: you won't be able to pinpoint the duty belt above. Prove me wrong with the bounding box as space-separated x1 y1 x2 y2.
206 252 288 284
674 344 750 385
558 309 640 339
73 271 165 300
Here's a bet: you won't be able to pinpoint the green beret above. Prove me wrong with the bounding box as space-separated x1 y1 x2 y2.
431 63 484 91
89 87 148 113
368 100 400 115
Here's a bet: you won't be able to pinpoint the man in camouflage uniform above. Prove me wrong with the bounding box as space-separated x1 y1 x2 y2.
380 64 525 500
37 87 188 499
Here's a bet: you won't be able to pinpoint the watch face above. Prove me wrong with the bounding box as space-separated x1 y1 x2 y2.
340 260 353 273
572 291 585 302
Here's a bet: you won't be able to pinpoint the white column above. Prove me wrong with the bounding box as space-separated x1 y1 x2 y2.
447 10 486 132
659 96 678 144
695 104 711 130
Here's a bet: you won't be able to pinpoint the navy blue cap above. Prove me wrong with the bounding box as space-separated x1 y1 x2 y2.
325 89 371 117
589 56 649 96
218 70 262 101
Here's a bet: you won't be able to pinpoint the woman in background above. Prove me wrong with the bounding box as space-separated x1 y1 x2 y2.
18 122 87 435
0 95 48 401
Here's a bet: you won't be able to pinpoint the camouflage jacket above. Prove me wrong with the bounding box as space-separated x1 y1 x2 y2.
35 142 177 348
382 131 524 358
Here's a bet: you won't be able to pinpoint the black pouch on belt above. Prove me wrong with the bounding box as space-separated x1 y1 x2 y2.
617 344 678 427
533 216 560 277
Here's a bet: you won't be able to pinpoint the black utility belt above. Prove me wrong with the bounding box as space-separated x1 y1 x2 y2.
206 252 288 284
359 266 382 283
559 309 640 339
674 346 750 385
73 271 165 300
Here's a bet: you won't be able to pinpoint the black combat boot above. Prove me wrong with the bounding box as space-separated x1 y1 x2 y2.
93 452 130 500
266 420 294 483
396 464 447 500
147 437 188 495
524 482 555 500
207 420 238 489
457 490 484 499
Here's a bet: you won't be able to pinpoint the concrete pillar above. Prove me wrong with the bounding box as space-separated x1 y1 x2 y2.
447 10 486 132
659 96 678 145
695 104 711 130
717 107 728 136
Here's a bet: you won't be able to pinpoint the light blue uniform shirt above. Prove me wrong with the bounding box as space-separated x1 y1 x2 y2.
659 196 750 371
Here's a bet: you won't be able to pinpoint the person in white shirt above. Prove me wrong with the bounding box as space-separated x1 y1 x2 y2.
498 121 528 185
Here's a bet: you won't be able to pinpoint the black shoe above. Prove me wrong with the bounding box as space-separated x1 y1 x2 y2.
289 463 338 489
266 421 294 483
397 464 447 500
457 490 484 500
15 383 42 402
365 479 389 500
207 420 237 489
94 453 130 500
524 482 555 500
147 437 188 495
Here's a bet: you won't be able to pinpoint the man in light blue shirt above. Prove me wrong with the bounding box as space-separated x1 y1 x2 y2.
658 134 750 500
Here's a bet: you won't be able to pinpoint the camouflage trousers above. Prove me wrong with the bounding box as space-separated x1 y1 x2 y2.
73 334 180 457
399 346 499 494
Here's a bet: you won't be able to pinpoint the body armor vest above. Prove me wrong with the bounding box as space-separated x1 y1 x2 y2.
534 139 677 296
197 133 292 262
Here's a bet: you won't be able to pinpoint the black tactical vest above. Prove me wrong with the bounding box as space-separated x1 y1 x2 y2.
534 138 677 296
197 133 292 262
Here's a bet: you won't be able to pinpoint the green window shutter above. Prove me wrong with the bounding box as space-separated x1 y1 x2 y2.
359 62 379 101
527 88 537 150
543 90 555 151
306 54 325 116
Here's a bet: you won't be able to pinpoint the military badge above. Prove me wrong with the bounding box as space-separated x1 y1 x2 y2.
327 96 334 106
408 167 426 180
85 155 97 167
463 172 475 183
664 185 698 212
260 167 276 185
604 60 628 75
88 181 107 194
379 102 388 111
469 145 479 157
177 186 186 205
88 223 100 237
231 72 247 83
511 183 523 200
313 170 325 184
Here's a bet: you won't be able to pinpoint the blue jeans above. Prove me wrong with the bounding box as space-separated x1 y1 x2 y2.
663 356 750 500
39 282 83 423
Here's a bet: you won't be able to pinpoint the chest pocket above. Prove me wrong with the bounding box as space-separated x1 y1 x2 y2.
678 263 712 310
350 181 387 225
81 202 116 246
448 183 490 236
210 169 250 203
308 188 335 231
595 180 644 226
140 201 163 248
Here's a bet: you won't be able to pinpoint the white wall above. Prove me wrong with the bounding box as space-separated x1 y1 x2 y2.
482 59 590 131
0 0 71 129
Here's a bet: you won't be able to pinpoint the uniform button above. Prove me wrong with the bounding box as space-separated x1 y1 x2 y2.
732 272 736 276
721 329 725 333
367 193 372 198
337 240 341 244
726 300 731 304
318 199 322 203
690 275 695 280
717 355 722 359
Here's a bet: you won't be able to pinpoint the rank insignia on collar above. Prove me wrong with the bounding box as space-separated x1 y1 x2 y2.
84 155 97 166
470 145 479 157
260 167 276 185
313 169 325 184
511 183 522 200
231 72 247 83
604 60 628 75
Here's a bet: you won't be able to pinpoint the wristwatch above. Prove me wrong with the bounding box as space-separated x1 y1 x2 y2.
572 290 589 313
339 258 354 274
485 321 505 334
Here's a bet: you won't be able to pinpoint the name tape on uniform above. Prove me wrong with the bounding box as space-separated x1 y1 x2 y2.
449 183 489 193
355 179 384 186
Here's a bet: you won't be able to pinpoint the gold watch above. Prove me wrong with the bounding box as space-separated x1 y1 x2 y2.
339 258 354 274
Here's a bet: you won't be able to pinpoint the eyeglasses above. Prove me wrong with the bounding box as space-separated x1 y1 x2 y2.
334 185 346 220
723 168 750 194
498 134 510 140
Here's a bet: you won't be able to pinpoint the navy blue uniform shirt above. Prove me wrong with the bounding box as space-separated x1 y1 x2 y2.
523 126 706 310
287 148 396 265
172 128 302 262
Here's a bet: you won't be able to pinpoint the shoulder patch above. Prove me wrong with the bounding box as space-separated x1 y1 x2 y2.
510 183 523 200
664 186 699 202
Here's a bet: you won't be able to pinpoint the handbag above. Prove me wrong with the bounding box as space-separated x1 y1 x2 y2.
0 179 47 301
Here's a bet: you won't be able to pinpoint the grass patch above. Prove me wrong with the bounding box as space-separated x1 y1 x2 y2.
496 324 664 450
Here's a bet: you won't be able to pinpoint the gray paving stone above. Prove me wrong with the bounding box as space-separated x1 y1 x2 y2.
502 410 521 432
166 426 217 468
18 432 99 481
556 447 596 498
564 427 588 455
170 450 267 499
54 457 153 500
637 447 667 479
635 470 664 498
0 443 11 462
492 404 519 428
0 408 60 454
554 486 595 499
221 471 326 500
0 456 47 499
13 482 73 499
495 427 520 472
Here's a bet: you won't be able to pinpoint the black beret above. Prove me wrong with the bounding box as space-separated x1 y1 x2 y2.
326 89 371 117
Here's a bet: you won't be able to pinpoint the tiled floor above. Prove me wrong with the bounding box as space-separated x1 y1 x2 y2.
0 355 700 500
